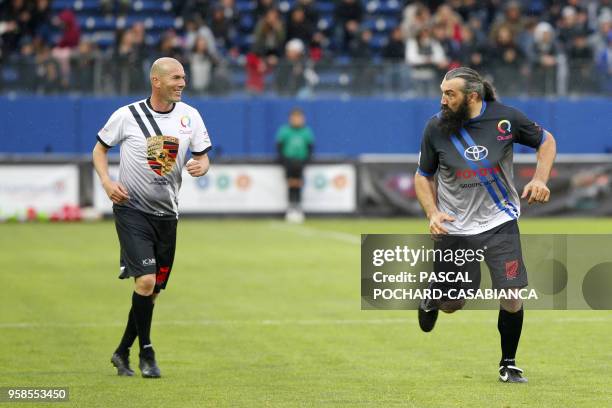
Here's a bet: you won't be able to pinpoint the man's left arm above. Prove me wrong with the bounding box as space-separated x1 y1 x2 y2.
521 131 556 204
186 153 210 177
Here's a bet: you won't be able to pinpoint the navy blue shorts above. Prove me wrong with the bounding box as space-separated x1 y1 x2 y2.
433 220 528 293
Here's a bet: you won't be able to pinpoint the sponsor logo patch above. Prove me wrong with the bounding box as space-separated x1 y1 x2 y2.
464 145 488 161
505 260 519 280
147 135 179 176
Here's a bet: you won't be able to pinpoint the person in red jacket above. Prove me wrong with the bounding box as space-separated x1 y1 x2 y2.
52 9 81 89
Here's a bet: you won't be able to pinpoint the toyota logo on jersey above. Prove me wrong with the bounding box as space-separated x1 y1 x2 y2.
463 145 488 161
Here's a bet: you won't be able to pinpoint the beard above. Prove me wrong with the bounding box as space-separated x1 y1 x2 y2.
439 98 471 137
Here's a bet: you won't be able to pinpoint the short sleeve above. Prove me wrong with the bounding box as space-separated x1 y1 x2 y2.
190 110 212 155
417 120 438 177
275 126 286 144
97 108 125 148
513 108 545 149
305 127 314 144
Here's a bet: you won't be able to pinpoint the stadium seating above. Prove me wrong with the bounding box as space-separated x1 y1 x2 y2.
47 0 399 55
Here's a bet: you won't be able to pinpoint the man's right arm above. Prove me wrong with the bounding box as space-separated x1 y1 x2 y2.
415 174 455 235
92 142 129 204
416 120 455 235
415 173 438 220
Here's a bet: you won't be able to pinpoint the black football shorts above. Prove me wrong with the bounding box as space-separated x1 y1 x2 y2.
283 159 306 179
432 219 528 295
113 205 177 293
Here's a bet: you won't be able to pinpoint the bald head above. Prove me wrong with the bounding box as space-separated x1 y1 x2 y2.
150 57 183 80
149 57 186 107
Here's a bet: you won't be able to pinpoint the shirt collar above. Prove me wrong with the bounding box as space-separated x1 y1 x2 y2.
467 100 487 123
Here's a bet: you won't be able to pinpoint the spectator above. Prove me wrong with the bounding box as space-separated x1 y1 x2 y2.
72 40 97 93
454 0 489 28
100 0 130 16
245 47 273 93
432 22 460 69
14 36 37 91
488 26 527 95
190 35 217 93
400 2 431 40
291 0 319 28
489 1 526 46
0 0 32 57
595 1 612 22
114 29 144 93
29 0 52 43
567 33 596 94
255 0 276 19
210 4 237 52
432 3 463 43
596 31 612 93
382 26 409 93
349 28 376 94
458 25 486 73
558 6 590 48
382 26 405 61
54 9 80 49
178 0 211 21
286 7 314 46
253 8 285 57
130 22 148 61
157 29 185 62
220 0 240 26
333 0 364 52
308 31 326 63
528 22 560 95
589 13 611 56
184 18 219 59
34 43 62 94
466 14 487 45
275 38 312 96
52 9 80 89
405 26 448 96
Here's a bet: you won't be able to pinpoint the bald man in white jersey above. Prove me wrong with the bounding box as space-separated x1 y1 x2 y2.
93 58 212 378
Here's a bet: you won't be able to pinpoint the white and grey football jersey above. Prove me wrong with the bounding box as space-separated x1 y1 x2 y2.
98 98 212 218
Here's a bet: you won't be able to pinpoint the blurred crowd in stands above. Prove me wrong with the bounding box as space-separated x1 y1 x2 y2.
0 0 611 96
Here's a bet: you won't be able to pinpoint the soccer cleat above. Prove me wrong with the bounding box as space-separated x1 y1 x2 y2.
285 208 304 224
418 298 439 332
111 352 135 376
139 350 161 378
499 365 528 383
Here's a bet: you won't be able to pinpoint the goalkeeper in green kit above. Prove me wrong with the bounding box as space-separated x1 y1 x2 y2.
276 108 315 223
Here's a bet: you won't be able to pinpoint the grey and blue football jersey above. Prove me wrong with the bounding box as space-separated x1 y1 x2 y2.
417 101 546 234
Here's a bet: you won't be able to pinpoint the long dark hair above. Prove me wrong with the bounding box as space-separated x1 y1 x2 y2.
444 67 497 101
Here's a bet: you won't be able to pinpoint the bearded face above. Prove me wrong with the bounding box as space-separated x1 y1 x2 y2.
439 93 471 137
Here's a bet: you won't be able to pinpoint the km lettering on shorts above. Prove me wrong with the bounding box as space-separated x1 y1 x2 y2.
142 258 156 266
456 166 501 179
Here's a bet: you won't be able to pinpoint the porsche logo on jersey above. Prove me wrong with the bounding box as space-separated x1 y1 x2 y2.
147 135 179 176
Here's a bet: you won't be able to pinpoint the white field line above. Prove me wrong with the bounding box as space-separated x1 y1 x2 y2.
268 221 360 245
0 316 610 329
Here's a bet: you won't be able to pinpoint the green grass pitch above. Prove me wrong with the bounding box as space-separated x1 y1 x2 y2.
1 218 611 407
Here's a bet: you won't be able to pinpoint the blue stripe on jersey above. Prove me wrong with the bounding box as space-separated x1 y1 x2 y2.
450 134 517 220
459 128 519 217
538 130 548 147
417 167 435 177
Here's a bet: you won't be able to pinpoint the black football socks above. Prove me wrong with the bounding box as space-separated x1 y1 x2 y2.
115 306 137 355
498 306 524 367
131 291 155 356
289 187 300 205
